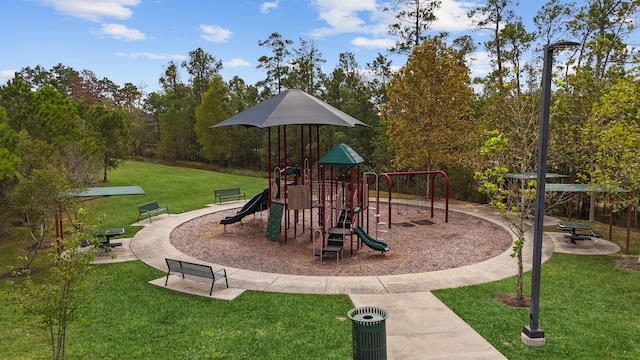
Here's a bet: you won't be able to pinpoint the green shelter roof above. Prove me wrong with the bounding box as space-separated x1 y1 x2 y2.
73 186 145 197
506 172 570 179
319 143 364 167
545 183 626 193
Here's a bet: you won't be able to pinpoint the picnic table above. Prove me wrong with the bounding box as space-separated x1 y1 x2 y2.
96 227 125 248
557 221 593 244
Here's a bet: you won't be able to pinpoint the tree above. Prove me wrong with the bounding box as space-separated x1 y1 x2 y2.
366 53 393 110
533 0 576 49
10 208 99 360
544 1 639 221
474 92 542 301
0 74 38 133
11 144 73 271
256 32 293 93
19 63 80 96
585 68 640 237
286 38 326 95
0 107 20 180
381 38 475 170
384 0 442 54
468 0 518 91
227 76 259 113
500 21 536 92
195 75 237 164
30 86 83 145
569 0 639 80
156 61 198 161
181 47 223 104
85 105 132 181
319 53 377 163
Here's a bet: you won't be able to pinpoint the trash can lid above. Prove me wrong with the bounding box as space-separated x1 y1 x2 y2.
347 307 389 323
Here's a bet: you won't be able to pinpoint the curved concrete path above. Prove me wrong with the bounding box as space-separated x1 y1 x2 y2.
129 202 556 295
97 201 619 360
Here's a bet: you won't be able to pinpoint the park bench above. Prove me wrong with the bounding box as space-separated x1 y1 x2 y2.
137 201 169 223
164 258 228 295
214 188 246 204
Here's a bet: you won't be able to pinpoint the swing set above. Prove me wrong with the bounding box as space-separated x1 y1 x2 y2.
395 175 429 215
377 171 450 228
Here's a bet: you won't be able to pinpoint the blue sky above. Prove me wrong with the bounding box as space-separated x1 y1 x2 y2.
1 1 557 94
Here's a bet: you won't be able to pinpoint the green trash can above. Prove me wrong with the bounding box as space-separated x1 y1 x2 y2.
347 306 389 360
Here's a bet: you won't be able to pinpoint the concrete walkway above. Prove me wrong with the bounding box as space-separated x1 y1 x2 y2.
97 202 620 360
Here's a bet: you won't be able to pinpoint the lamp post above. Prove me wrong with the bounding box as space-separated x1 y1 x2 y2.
522 41 579 346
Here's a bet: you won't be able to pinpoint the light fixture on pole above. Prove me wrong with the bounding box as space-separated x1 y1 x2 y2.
522 40 579 347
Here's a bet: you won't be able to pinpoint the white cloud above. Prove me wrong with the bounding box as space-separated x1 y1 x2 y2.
199 25 233 43
0 69 16 80
351 37 395 49
260 0 279 14
38 0 139 22
432 0 476 32
309 0 475 39
224 58 251 67
309 0 381 38
100 23 145 40
467 51 491 78
116 52 186 61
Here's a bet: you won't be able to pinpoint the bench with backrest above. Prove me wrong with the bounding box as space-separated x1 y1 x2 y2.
164 258 228 295
137 201 169 223
214 188 246 204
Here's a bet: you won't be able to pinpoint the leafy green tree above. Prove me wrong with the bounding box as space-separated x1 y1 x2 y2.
533 0 576 48
257 32 293 94
381 38 475 170
11 148 73 270
0 107 20 227
30 86 83 145
156 62 198 161
384 0 442 54
195 75 237 164
19 63 80 96
181 47 223 104
85 105 132 181
585 68 640 222
570 0 639 80
500 21 536 92
473 85 550 300
228 76 259 112
320 53 377 164
0 107 20 180
0 75 37 133
10 208 98 360
286 38 326 95
468 0 518 91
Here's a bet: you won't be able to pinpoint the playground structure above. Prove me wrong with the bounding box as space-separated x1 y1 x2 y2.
211 89 451 260
228 143 451 260
218 141 451 260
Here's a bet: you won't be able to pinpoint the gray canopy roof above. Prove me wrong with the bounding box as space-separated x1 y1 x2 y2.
210 89 368 128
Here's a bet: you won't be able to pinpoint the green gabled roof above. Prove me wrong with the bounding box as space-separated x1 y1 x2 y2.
319 143 365 167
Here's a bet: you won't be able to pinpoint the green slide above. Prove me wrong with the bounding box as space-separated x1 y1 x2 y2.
353 226 389 252
220 189 269 225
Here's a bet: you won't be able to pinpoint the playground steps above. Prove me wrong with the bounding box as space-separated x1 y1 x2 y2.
323 227 349 259
337 208 352 228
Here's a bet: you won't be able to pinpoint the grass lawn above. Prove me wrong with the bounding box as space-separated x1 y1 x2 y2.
2 160 640 359
434 253 640 359
84 160 269 238
2 262 353 359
